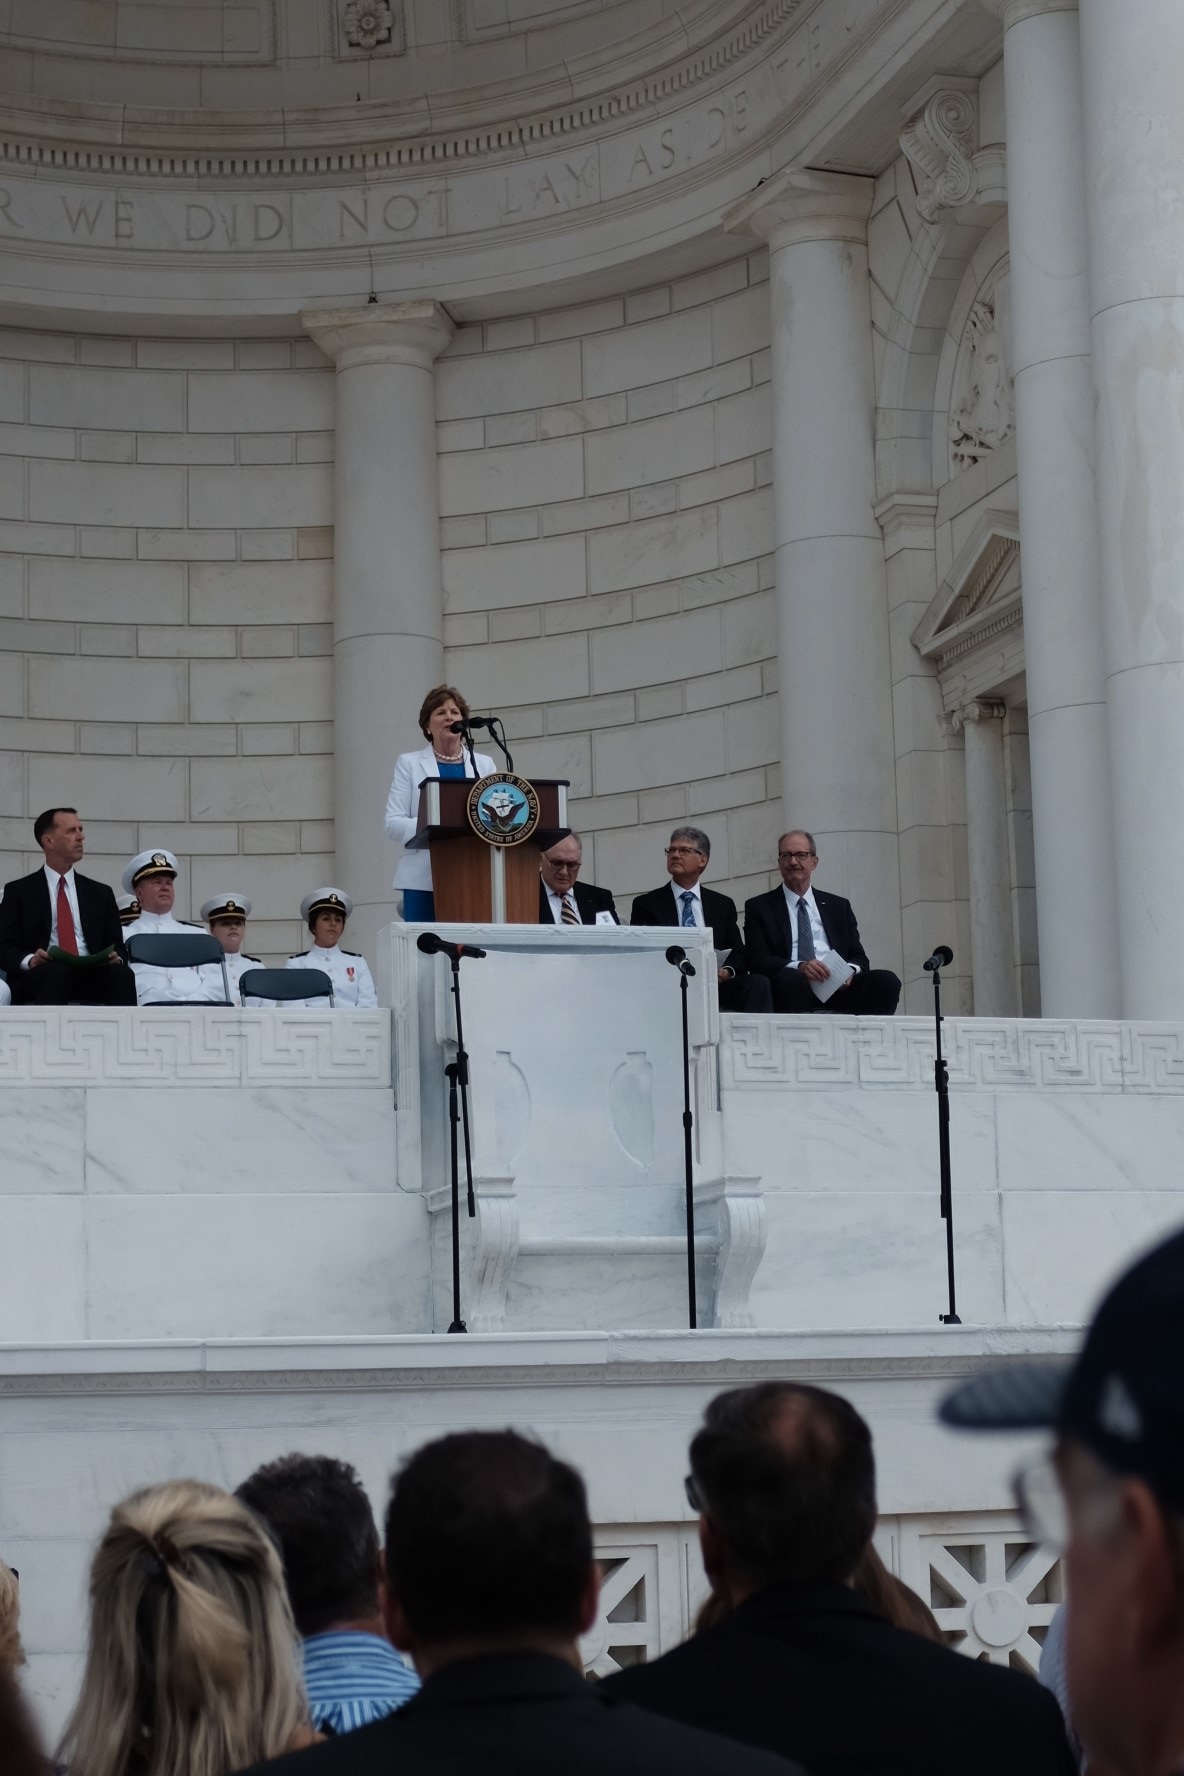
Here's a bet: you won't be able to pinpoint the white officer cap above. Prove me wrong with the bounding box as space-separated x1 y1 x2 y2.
122 848 179 894
301 886 352 924
200 893 252 924
116 891 140 926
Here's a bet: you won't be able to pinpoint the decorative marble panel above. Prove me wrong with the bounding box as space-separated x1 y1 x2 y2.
0 1010 390 1087
895 1512 1062 1673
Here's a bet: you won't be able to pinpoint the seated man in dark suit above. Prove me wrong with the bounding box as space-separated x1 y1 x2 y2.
631 826 772 1013
604 1382 1077 1776
745 829 900 1014
243 1428 799 1776
0 807 135 1006
538 832 619 925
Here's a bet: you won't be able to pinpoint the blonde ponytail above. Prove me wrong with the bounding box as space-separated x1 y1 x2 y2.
59 1479 305 1776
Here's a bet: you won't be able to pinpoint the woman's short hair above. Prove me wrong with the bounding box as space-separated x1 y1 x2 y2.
58 1478 305 1776
418 684 470 739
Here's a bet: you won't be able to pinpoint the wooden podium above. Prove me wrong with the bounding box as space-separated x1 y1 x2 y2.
409 775 569 923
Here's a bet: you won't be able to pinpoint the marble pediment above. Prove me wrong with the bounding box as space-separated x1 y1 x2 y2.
913 509 1022 678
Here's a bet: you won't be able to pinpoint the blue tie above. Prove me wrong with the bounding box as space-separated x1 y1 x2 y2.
680 891 696 928
796 896 816 961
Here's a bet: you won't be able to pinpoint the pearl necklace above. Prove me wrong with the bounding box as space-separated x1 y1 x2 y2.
433 748 463 762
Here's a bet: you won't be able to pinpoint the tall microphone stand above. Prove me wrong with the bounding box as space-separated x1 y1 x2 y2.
666 946 697 1330
926 944 960 1324
418 933 482 1333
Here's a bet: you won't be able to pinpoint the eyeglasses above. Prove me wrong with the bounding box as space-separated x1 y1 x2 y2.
547 860 580 872
684 1473 704 1512
1012 1454 1070 1551
666 847 705 858
778 851 815 863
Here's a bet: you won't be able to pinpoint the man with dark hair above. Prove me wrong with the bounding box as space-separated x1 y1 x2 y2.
745 831 901 1013
243 1429 800 1776
630 826 772 1012
941 1226 1184 1776
604 1381 1076 1776
0 808 135 1005
236 1453 419 1733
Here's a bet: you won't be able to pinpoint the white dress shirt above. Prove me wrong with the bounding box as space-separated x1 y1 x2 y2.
669 879 704 927
23 865 89 969
285 943 378 1008
544 885 582 924
124 909 224 1004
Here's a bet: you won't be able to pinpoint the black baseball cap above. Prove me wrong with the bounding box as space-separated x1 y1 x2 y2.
940 1225 1184 1510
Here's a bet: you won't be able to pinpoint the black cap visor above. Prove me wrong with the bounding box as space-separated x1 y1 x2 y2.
940 1359 1072 1430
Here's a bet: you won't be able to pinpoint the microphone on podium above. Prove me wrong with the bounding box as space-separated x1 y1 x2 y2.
923 944 954 973
665 944 696 977
417 931 487 962
448 717 497 733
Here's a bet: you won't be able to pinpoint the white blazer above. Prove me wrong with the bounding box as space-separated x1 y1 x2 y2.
385 743 497 892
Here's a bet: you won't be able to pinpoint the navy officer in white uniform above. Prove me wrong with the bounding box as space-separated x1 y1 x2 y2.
285 888 378 1008
201 893 265 998
122 849 226 1005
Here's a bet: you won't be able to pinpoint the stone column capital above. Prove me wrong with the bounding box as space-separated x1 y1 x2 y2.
946 697 1007 734
301 300 455 371
982 0 1077 24
723 168 874 252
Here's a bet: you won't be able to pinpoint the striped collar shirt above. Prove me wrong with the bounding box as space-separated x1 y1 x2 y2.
302 1629 420 1734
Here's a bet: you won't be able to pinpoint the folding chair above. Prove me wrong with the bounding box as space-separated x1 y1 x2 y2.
125 932 232 1005
237 967 335 1007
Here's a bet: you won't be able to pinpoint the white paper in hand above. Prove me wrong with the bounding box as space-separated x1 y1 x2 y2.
810 949 856 1003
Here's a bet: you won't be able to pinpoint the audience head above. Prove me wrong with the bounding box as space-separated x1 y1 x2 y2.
300 887 351 946
418 684 469 747
200 894 251 956
540 833 583 894
687 1382 876 1606
665 826 711 889
0 1666 42 1776
382 1430 596 1673
34 806 84 872
777 830 818 898
941 1227 1184 1776
59 1478 305 1776
123 850 179 916
0 1558 23 1676
236 1453 383 1638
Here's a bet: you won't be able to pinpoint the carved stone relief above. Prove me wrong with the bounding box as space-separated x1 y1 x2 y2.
337 0 403 55
900 81 1007 226
950 273 1015 470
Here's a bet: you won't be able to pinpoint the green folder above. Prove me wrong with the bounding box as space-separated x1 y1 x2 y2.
47 944 115 968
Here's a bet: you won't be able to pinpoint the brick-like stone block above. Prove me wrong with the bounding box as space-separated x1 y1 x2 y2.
0 617 75 654
589 505 718 594
0 654 23 719
584 404 715 497
593 708 725 794
241 724 297 755
29 366 184 432
188 464 332 529
241 626 295 658
137 626 236 658
725 693 779 772
189 560 331 625
138 724 236 757
591 605 722 695
0 556 21 619
29 754 188 820
723 589 777 668
583 310 713 397
712 286 770 362
137 530 236 561
0 457 24 520
0 421 74 460
29 656 187 723
190 754 332 821
436 342 581 421
186 371 333 433
449 632 590 707
0 361 24 423
716 383 772 464
188 850 333 922
189 657 330 723
136 433 235 465
439 437 583 516
719 486 774 565
442 533 585 614
30 461 185 528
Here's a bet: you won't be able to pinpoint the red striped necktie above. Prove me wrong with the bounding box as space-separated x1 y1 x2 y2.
56 876 79 955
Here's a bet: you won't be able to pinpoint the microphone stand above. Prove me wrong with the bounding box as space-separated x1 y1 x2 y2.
444 948 478 1333
667 948 698 1330
457 722 480 778
931 956 960 1324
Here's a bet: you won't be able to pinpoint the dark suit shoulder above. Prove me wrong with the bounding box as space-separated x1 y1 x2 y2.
744 884 785 911
700 886 738 919
629 884 676 924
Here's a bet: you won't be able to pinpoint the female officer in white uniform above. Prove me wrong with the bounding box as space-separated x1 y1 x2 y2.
285 888 377 1008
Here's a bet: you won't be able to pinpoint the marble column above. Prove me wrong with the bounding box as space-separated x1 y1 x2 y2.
1079 2 1184 1017
954 701 1018 1017
724 172 901 972
985 0 1119 1017
302 302 455 963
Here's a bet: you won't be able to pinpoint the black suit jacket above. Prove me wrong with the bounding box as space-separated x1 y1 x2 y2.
630 882 751 983
604 1585 1076 1776
0 868 127 983
744 884 871 978
239 1652 802 1776
539 879 620 925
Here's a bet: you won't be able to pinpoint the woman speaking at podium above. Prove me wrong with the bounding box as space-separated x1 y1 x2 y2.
384 684 496 922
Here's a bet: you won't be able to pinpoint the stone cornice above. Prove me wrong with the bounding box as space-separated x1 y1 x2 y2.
981 0 1077 24
302 300 455 369
0 0 800 182
723 166 874 251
